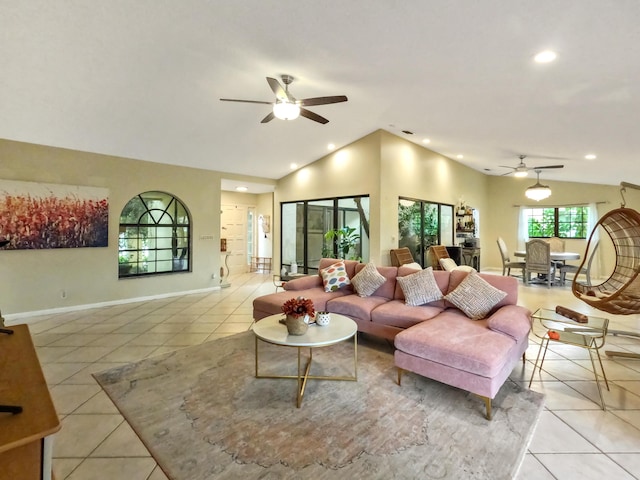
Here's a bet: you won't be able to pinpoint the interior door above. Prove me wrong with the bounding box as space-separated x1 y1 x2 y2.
221 204 247 274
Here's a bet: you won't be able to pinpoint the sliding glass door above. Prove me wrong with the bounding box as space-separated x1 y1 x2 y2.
398 197 454 266
281 196 370 274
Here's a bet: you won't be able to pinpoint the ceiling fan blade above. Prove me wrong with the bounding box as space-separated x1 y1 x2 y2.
260 112 275 123
532 165 564 169
499 165 517 170
266 77 293 102
300 95 348 107
220 98 273 105
300 108 329 124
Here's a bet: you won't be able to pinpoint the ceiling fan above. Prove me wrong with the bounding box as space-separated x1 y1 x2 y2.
500 155 564 177
220 75 348 124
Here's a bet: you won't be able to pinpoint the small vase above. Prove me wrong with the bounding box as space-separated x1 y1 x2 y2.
285 314 309 335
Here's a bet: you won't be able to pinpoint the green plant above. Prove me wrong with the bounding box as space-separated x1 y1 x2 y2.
324 226 361 260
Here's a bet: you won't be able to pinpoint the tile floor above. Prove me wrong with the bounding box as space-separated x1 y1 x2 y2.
17 272 640 479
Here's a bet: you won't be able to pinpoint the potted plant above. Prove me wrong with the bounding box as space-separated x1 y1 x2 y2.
281 297 315 335
324 226 361 260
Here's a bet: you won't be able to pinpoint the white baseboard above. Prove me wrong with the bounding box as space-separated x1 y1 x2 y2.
3 286 222 325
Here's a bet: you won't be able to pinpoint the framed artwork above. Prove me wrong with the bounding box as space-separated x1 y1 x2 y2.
0 179 109 249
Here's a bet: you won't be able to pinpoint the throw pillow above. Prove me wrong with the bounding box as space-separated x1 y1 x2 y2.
444 272 507 320
439 258 476 273
320 261 351 292
351 262 386 297
397 267 442 306
404 262 423 270
439 258 458 272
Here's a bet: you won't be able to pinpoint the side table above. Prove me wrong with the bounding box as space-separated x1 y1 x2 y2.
528 308 609 410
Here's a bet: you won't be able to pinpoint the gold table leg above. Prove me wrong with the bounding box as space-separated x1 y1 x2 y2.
255 334 358 408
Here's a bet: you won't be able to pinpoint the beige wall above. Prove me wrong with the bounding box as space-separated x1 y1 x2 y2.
3 133 633 315
484 175 625 273
0 139 224 315
274 131 382 267
273 130 489 268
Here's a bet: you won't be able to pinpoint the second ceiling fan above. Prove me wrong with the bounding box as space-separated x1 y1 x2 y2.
501 155 564 177
220 75 348 124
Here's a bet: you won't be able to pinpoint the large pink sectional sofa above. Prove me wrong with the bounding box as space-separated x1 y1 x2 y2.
253 258 532 419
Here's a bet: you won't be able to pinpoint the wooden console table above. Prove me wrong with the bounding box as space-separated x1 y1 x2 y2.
0 325 60 480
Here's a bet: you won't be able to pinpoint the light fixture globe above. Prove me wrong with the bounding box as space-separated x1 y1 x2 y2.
525 184 552 201
273 101 300 120
525 169 552 201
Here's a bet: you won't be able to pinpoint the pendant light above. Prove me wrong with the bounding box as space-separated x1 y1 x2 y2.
525 169 552 201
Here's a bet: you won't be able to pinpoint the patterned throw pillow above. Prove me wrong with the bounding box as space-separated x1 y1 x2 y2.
351 262 386 297
396 267 442 306
444 272 507 320
320 261 351 292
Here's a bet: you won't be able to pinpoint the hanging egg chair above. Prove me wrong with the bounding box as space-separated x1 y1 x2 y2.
572 182 640 315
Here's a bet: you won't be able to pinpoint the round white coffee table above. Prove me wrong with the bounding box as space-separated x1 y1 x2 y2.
253 313 358 407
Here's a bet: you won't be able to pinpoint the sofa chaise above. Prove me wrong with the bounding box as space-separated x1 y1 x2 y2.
252 258 532 419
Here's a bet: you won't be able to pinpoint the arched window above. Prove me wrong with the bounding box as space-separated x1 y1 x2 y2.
118 191 190 278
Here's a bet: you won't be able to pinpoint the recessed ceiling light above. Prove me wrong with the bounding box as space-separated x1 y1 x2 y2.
585 154 597 160
235 186 248 192
456 154 464 159
328 143 335 151
290 163 298 170
534 50 557 63
422 138 431 144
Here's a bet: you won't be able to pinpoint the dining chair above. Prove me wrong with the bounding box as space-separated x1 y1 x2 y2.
546 237 565 252
525 239 556 288
496 237 526 279
559 240 599 285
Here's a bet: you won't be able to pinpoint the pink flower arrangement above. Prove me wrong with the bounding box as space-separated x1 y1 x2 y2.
282 296 315 319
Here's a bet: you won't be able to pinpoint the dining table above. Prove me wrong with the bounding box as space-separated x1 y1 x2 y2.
514 251 581 262
514 250 581 285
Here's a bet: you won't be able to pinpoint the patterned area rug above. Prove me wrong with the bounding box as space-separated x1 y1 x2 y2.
94 331 544 480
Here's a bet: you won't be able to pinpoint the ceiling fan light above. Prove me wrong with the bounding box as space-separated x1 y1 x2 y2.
525 184 552 201
273 101 300 120
514 170 529 178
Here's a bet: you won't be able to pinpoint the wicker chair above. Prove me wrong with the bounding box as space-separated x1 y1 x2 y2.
572 207 640 315
390 247 415 267
428 245 450 270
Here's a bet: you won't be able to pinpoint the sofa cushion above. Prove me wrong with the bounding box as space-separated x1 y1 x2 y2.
320 260 351 292
327 295 389 321
487 305 532 343
283 274 322 291
394 311 517 378
444 272 507 320
253 288 352 319
351 262 387 297
371 299 444 329
397 267 442 306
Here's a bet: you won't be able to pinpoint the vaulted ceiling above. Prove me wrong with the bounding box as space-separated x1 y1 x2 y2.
2 1 638 189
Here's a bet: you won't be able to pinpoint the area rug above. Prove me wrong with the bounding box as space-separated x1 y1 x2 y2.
94 331 544 480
